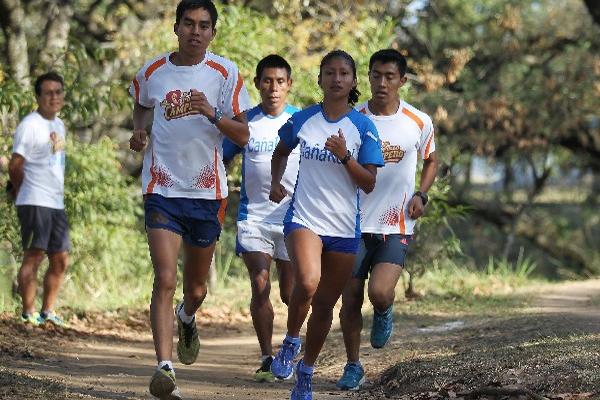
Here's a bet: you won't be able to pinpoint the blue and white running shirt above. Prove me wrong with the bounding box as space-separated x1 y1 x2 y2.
223 104 300 224
279 104 384 238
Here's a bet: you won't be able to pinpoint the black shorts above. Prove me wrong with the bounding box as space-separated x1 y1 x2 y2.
352 233 412 279
17 205 71 253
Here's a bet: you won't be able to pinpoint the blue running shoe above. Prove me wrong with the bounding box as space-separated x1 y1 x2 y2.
271 337 301 380
290 360 313 400
336 362 365 390
370 305 393 348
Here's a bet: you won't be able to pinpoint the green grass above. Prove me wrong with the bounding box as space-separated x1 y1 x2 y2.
0 238 545 318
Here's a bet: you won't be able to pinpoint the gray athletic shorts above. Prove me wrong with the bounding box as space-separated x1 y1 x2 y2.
352 233 412 279
17 205 70 253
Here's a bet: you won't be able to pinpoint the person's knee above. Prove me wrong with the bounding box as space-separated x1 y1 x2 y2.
186 282 208 303
49 253 69 273
294 274 319 300
250 269 271 299
368 287 395 311
22 251 44 269
311 297 334 320
340 297 363 321
154 271 177 295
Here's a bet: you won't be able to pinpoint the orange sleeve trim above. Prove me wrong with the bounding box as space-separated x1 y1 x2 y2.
402 107 424 131
217 199 227 225
424 130 434 159
398 193 407 235
206 60 229 80
146 151 158 194
132 78 140 102
144 57 167 81
214 147 222 200
232 72 244 116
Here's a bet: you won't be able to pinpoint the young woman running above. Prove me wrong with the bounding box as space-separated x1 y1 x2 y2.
269 50 384 400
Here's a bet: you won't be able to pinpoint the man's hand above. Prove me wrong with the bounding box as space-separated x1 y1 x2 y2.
129 129 148 152
407 195 424 219
190 89 215 118
324 128 348 159
269 183 287 203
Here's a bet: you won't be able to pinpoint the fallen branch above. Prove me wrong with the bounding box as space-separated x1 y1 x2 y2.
459 386 549 400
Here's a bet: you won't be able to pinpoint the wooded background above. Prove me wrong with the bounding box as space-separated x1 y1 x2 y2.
0 0 598 308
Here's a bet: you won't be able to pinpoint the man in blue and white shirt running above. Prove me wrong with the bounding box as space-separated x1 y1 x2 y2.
223 54 299 382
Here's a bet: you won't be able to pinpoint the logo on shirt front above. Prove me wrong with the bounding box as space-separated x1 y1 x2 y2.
49 132 65 154
160 89 194 121
300 140 356 164
381 141 405 164
248 137 278 153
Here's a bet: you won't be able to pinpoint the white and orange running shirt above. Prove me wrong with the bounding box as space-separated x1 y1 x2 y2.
356 100 436 235
129 51 252 199
279 104 384 238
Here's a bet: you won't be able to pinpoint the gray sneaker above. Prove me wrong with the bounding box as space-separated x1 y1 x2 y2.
175 302 200 365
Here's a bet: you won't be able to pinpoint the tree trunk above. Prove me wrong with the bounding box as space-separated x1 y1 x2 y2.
36 1 73 73
0 0 30 86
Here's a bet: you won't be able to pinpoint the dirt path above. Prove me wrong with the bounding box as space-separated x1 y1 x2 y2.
1 280 599 399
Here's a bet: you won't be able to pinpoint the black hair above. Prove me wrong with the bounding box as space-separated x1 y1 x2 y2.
319 50 360 106
255 54 292 80
176 0 218 28
368 49 407 76
34 72 64 96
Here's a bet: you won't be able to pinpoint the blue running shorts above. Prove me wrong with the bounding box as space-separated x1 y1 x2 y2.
283 221 359 254
144 194 226 248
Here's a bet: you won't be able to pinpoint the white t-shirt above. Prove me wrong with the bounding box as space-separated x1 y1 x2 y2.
12 111 66 209
129 51 252 199
356 100 436 235
279 104 384 238
223 104 300 225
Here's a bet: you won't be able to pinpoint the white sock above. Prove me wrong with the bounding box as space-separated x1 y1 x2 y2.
261 354 272 362
158 360 174 372
177 303 195 324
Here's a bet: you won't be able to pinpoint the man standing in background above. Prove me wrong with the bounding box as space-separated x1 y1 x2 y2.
8 71 70 328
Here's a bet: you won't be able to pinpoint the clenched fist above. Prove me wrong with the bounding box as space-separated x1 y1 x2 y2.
269 183 287 203
130 129 148 152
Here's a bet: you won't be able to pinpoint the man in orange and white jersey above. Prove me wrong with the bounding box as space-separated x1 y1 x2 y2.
128 1 252 398
337 49 438 391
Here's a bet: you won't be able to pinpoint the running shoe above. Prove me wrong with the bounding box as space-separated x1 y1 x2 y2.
41 312 69 328
20 312 43 326
254 356 275 382
175 302 199 365
271 337 301 380
149 365 182 399
290 360 313 400
336 362 365 391
370 305 393 348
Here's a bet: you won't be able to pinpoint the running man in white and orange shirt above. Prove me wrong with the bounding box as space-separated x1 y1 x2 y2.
128 1 252 398
222 54 299 382
337 49 438 391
